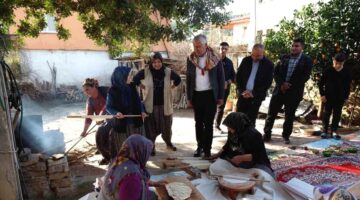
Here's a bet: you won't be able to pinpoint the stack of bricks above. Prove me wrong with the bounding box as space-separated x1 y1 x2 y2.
20 151 52 199
47 154 73 197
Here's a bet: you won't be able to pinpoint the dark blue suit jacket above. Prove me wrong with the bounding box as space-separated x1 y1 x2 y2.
273 54 313 101
236 56 274 101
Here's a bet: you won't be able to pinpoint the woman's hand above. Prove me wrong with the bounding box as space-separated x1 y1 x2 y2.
80 131 88 137
230 155 243 166
115 112 125 119
321 96 327 103
141 112 147 121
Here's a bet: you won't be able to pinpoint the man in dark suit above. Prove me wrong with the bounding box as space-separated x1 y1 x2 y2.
215 42 235 132
236 44 274 125
263 38 313 144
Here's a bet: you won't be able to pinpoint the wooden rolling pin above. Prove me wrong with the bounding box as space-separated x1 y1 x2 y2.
67 114 142 119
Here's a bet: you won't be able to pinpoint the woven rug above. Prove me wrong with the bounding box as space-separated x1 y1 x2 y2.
276 163 360 188
273 141 360 188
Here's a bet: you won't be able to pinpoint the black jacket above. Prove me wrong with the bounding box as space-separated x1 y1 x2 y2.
236 56 274 101
318 66 351 103
220 127 272 170
273 54 313 101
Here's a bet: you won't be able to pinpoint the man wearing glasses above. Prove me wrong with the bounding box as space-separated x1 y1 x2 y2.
263 38 313 144
215 42 235 133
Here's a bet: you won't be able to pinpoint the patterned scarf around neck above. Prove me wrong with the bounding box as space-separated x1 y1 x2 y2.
189 47 221 76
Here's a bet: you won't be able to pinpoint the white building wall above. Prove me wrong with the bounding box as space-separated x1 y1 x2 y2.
20 50 119 86
227 0 328 50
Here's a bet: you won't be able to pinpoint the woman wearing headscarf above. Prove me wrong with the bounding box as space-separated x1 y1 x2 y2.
106 65 146 159
97 135 166 200
210 112 273 176
81 78 112 165
81 78 109 137
133 52 181 156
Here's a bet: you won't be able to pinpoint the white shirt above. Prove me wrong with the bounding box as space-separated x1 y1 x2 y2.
195 56 212 91
246 61 259 91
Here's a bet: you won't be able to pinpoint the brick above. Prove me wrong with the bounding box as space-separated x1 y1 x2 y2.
25 181 50 193
54 186 73 197
50 178 72 189
48 171 70 180
20 154 41 167
24 176 47 183
26 186 52 199
47 163 69 174
23 162 47 172
47 156 68 166
22 170 46 178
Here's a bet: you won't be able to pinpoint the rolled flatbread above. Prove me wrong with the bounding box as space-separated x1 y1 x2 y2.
165 182 192 200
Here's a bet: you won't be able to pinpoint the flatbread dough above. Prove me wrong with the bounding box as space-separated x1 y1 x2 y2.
165 182 192 200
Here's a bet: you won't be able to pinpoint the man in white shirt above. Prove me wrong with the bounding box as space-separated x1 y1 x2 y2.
186 34 225 158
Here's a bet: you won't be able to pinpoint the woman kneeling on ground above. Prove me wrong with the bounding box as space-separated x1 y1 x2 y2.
210 112 274 177
97 135 167 200
133 52 181 156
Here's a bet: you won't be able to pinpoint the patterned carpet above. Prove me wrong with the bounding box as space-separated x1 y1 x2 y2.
271 141 360 188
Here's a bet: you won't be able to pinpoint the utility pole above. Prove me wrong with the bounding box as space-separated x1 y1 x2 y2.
0 64 23 200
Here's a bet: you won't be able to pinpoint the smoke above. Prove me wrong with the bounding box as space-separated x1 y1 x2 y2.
16 96 65 155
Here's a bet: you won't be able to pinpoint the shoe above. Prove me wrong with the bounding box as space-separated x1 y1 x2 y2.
263 134 271 142
284 138 291 144
194 148 202 157
333 134 341 140
203 152 211 159
166 144 177 151
320 132 329 139
98 158 109 165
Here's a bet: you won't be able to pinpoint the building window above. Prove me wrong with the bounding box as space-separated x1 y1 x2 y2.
255 30 263 43
42 14 56 33
223 29 233 37
242 26 247 38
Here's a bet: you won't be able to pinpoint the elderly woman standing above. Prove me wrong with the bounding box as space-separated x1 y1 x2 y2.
107 66 145 159
210 112 273 177
133 53 181 156
97 135 166 200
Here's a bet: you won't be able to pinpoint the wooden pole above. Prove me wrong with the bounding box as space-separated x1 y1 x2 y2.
0 65 23 200
67 114 142 119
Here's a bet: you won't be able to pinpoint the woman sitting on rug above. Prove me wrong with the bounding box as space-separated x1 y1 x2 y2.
106 65 146 159
133 52 181 156
97 135 166 200
210 112 273 177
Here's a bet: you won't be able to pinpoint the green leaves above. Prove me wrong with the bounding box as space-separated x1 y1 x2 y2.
265 0 360 84
1 0 231 56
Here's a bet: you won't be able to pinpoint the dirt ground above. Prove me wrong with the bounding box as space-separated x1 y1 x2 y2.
23 100 323 199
